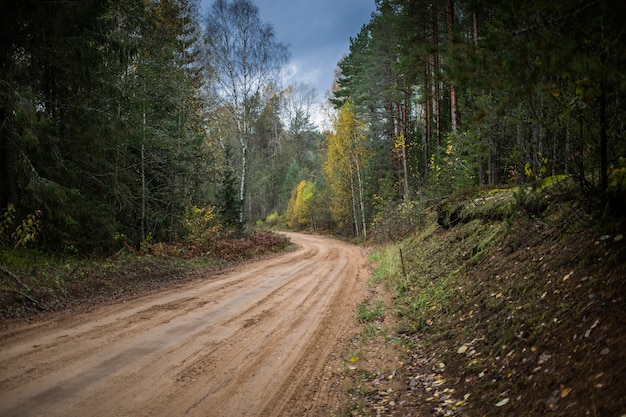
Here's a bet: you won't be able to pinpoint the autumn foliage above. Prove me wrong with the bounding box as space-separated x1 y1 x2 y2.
285 180 317 229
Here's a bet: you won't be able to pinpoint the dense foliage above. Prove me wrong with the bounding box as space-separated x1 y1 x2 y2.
0 0 320 253
1 0 624 253
326 0 626 237
1 0 213 252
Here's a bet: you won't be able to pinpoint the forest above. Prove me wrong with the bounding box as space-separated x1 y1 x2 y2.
1 0 625 255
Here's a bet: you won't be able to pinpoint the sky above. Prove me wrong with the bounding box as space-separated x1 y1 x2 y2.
199 0 378 126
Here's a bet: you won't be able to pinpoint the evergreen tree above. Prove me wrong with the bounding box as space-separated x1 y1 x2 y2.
0 0 211 251
216 146 243 236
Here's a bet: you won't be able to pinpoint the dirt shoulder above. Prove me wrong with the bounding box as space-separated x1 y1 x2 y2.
340 196 626 416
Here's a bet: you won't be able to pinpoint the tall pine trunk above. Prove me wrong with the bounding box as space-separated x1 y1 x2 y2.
599 83 607 207
424 61 432 186
141 85 147 242
432 2 441 148
447 0 458 134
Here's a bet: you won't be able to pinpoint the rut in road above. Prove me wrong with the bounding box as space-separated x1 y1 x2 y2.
0 232 369 417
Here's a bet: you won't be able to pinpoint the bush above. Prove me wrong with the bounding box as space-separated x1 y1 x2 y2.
184 205 223 248
265 211 280 225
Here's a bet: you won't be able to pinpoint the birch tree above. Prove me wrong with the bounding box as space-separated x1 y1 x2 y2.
204 0 288 223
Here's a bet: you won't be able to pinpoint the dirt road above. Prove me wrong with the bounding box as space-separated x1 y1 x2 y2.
0 233 369 417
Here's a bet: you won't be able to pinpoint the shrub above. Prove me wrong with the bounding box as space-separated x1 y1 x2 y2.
184 205 223 248
265 211 280 225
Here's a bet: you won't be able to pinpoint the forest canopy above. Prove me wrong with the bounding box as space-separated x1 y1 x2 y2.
1 0 624 253
326 0 626 237
0 0 320 252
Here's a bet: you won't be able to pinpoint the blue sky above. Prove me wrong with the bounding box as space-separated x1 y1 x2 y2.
199 0 377 106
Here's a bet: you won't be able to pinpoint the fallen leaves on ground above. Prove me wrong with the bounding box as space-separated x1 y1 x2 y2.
341 209 626 416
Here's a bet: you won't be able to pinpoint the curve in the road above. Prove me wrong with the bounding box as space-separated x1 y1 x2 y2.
0 232 369 417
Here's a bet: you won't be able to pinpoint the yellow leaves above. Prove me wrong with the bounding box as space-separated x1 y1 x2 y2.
560 387 572 398
323 102 369 227
575 78 601 103
394 134 405 151
525 162 533 178
286 180 317 229
5 206 44 249
0 203 16 239
184 205 222 247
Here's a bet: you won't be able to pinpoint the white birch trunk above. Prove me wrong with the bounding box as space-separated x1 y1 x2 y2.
141 96 146 242
354 153 367 237
239 138 247 224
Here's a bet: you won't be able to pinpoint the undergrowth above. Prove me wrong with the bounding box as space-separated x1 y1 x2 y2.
0 231 291 319
352 180 626 416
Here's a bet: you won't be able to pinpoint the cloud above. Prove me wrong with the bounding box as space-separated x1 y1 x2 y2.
200 0 377 127
253 0 376 99
282 60 321 88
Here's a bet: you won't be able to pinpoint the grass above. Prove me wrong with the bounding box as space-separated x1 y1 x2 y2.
356 301 384 323
368 247 401 285
342 182 626 416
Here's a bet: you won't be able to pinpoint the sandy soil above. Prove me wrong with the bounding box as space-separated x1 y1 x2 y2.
0 232 369 417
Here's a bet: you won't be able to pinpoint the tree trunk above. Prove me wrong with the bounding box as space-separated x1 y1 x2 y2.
141 96 147 242
402 89 410 197
348 162 359 236
354 151 366 237
432 2 441 148
424 62 432 186
564 117 570 175
473 8 483 185
477 150 485 185
387 97 400 196
447 0 458 134
599 83 607 207
239 138 247 224
473 9 479 49
401 135 409 198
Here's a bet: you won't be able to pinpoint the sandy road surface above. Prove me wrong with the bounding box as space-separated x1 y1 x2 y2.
0 233 369 417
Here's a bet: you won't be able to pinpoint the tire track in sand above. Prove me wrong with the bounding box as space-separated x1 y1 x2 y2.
0 232 369 417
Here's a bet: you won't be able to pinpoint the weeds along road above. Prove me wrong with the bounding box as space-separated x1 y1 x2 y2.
0 232 369 417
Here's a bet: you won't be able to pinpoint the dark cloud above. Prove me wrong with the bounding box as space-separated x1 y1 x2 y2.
201 0 376 103
255 0 375 96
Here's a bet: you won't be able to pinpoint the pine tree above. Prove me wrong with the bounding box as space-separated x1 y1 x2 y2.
216 146 244 237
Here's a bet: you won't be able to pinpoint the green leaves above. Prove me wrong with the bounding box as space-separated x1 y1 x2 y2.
0 204 16 244
0 204 42 249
